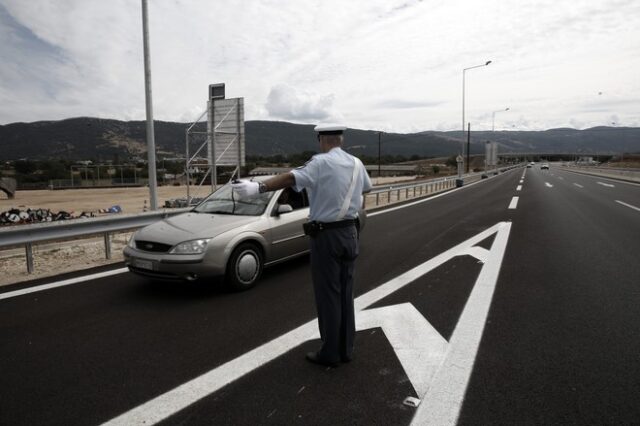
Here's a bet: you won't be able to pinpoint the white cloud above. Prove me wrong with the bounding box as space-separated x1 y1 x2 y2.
265 84 335 122
0 0 639 131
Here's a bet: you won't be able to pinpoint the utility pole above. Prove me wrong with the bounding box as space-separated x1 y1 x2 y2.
378 132 382 179
466 123 471 174
141 0 158 210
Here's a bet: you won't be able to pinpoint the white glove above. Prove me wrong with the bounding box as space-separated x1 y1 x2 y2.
231 180 260 198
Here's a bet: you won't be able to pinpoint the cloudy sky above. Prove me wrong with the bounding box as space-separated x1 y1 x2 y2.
1 0 639 132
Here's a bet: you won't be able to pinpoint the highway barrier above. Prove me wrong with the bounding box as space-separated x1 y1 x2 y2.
0 167 519 275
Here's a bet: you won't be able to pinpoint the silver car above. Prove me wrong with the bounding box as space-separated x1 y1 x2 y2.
123 176 365 290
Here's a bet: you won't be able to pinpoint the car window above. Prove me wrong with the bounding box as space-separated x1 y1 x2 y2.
194 184 273 216
276 187 308 211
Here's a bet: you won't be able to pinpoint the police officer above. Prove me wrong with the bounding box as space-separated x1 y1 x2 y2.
232 124 372 367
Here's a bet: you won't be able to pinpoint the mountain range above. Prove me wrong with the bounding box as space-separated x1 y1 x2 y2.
0 117 638 161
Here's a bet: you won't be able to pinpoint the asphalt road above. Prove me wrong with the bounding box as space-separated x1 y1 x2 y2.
1 165 638 426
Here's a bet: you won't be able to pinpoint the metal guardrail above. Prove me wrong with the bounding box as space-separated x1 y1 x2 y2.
365 175 458 207
0 166 520 275
0 208 190 273
560 165 640 182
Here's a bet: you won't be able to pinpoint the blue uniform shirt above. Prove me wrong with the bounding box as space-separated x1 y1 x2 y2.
291 147 372 222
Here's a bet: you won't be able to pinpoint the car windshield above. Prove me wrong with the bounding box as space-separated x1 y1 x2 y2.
193 184 273 216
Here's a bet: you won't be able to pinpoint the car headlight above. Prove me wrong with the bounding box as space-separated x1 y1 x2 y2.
127 232 137 248
169 239 211 254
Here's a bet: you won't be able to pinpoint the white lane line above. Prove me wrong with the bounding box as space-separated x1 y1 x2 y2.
508 196 519 209
411 222 511 426
573 183 584 188
516 185 522 191
519 180 524 184
597 182 615 188
545 182 553 188
0 268 129 301
615 200 640 212
103 223 512 426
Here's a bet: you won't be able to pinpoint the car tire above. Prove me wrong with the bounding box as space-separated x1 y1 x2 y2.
225 242 263 291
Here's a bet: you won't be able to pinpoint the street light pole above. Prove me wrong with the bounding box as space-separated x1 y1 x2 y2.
141 0 158 210
378 132 382 180
461 60 491 178
492 107 510 132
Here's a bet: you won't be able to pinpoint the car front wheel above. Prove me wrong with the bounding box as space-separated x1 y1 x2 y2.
225 242 263 291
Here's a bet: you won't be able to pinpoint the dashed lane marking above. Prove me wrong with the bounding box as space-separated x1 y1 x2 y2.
597 182 615 188
615 200 640 212
573 183 584 188
508 197 519 209
516 185 522 191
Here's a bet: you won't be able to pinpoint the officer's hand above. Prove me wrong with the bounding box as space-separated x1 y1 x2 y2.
231 180 260 198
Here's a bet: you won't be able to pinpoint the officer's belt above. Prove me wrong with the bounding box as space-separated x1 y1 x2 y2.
314 219 357 230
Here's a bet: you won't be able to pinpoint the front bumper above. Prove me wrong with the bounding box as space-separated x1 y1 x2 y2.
123 246 225 281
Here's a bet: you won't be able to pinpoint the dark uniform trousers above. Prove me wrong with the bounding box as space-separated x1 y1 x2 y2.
310 224 359 363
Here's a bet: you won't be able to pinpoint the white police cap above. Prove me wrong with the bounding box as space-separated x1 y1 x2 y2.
314 124 347 135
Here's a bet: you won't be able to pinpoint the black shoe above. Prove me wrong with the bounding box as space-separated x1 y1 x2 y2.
305 352 339 367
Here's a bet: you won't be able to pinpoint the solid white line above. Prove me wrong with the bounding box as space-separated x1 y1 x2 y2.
573 183 584 188
615 200 640 212
412 222 511 426
516 185 522 191
0 268 129 301
508 196 519 209
597 182 615 188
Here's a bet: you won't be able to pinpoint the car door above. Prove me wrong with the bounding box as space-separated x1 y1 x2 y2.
268 188 310 261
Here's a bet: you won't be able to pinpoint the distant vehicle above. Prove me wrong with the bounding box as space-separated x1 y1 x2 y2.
527 162 534 168
541 163 549 170
123 176 366 290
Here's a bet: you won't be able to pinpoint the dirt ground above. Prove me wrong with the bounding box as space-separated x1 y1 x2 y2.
0 176 418 287
0 176 415 213
0 185 212 215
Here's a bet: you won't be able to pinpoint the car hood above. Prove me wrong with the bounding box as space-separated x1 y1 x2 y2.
135 212 261 245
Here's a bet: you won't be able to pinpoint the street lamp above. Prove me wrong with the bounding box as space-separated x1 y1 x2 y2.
141 0 158 210
461 60 491 178
492 107 510 132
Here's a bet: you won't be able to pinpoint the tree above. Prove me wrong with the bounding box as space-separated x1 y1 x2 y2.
14 160 37 175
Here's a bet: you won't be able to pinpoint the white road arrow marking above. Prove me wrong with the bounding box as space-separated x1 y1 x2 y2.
597 181 615 188
357 304 448 396
545 182 554 188
103 222 512 426
411 222 512 426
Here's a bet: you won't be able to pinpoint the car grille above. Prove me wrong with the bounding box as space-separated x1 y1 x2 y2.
135 240 172 253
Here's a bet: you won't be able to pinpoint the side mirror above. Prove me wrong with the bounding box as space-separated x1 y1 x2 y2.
276 204 293 215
